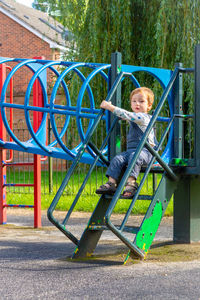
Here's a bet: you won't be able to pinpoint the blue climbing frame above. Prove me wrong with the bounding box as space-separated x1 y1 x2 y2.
0 57 173 164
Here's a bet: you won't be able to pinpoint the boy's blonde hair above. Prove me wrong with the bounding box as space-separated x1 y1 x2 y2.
130 87 154 111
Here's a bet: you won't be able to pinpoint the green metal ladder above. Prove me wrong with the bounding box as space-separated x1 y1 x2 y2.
48 68 181 261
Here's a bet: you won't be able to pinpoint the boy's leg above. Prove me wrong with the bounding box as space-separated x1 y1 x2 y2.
96 152 129 194
122 149 151 198
106 151 129 182
128 149 151 179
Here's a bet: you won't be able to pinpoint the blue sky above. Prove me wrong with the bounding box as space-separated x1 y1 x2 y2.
15 0 33 7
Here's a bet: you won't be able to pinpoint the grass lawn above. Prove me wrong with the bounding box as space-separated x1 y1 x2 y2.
6 170 173 216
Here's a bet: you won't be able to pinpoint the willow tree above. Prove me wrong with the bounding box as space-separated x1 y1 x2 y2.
155 0 200 68
33 0 200 66
32 0 200 150
32 0 161 65
33 0 200 103
155 0 200 153
32 0 87 37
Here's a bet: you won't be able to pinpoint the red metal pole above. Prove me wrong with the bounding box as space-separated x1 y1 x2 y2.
34 154 41 227
0 63 7 224
33 56 44 228
33 80 42 228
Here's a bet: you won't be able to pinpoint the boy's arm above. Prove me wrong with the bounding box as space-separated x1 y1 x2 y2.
100 101 150 125
113 107 149 125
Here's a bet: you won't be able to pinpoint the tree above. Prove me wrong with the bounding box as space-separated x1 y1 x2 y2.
32 0 87 34
32 1 200 109
32 0 48 12
32 0 200 67
155 0 200 153
32 0 200 151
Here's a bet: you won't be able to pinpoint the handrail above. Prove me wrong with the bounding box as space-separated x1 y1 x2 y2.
47 71 124 243
145 142 178 181
103 67 181 256
105 67 180 220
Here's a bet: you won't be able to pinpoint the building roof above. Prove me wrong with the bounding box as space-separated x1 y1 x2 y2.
0 0 70 51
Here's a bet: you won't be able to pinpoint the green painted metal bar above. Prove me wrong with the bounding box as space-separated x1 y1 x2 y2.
174 63 183 160
178 67 194 73
145 142 178 181
88 141 110 166
109 52 122 160
174 114 193 119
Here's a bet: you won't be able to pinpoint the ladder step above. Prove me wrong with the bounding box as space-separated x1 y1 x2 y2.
138 195 153 200
88 224 140 234
88 225 107 230
104 194 152 200
123 225 140 234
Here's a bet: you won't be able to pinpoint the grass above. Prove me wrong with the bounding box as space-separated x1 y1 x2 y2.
6 169 173 216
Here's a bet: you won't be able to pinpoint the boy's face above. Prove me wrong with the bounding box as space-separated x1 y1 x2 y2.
130 92 151 113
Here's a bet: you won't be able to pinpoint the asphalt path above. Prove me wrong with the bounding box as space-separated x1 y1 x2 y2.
1 209 200 300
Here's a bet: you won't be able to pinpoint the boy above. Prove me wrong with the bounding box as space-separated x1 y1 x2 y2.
96 87 156 199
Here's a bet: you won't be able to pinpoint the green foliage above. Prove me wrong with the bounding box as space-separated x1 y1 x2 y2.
32 0 199 154
154 0 200 154
33 0 200 75
32 0 47 12
32 0 199 104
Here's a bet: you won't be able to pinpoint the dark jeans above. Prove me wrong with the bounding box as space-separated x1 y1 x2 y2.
106 148 151 181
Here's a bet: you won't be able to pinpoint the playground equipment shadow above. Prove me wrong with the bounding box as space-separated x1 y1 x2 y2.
0 209 173 264
3 208 173 243
1 209 200 299
1 208 198 264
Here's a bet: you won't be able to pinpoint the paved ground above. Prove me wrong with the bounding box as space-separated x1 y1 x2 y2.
1 209 200 299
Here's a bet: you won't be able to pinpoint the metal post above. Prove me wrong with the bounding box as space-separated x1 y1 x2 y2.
0 63 7 224
108 52 122 160
48 118 53 193
174 175 200 242
173 62 183 159
174 45 200 243
194 45 200 170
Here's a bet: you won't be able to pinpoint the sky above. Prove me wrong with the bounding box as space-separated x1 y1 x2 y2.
15 0 34 7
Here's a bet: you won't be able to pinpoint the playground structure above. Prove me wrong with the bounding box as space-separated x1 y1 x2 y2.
0 58 46 227
0 45 200 261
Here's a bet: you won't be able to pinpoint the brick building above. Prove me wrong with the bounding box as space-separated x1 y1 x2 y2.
0 0 70 95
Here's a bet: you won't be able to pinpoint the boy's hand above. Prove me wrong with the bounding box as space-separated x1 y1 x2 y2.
100 100 110 109
100 100 115 112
